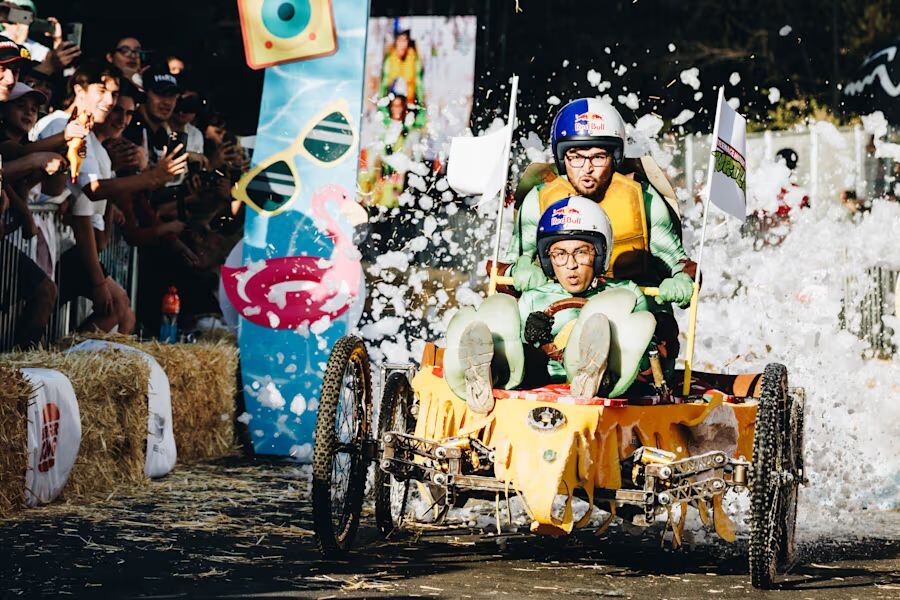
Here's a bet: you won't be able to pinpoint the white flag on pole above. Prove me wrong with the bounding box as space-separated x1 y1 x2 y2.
706 88 748 221
446 124 511 204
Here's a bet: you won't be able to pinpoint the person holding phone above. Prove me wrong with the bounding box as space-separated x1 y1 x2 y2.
123 65 181 165
1 1 81 76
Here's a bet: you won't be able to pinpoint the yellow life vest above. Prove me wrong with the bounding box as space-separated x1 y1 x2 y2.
538 173 649 279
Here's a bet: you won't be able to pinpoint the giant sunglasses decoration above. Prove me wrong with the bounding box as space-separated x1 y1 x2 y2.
233 99 357 216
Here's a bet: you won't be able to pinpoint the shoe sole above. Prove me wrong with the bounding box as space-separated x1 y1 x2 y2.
459 321 495 414
570 313 611 398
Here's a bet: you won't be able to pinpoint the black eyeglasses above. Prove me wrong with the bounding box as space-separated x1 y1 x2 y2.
115 46 142 58
565 153 611 168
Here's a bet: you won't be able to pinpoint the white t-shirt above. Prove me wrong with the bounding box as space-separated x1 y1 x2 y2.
23 38 49 63
34 110 112 231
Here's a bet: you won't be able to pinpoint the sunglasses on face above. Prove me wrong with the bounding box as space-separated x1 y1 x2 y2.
233 100 357 216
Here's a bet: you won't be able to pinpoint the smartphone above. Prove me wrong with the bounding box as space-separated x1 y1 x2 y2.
0 5 34 25
64 22 82 47
28 17 55 39
167 130 188 159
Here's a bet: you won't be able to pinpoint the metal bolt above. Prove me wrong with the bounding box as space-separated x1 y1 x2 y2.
714 454 725 464
410 404 419 417
435 447 448 459
488 451 496 463
383 433 394 444
433 473 447 485
659 466 672 479
712 479 725 490
380 460 392 470
658 492 672 506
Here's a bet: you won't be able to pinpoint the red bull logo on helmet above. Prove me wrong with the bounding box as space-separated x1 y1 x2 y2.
550 205 583 227
574 111 606 136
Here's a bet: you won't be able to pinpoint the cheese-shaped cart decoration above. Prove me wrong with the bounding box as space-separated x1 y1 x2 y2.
310 337 805 591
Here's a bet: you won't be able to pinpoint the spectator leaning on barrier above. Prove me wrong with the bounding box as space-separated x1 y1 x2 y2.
33 61 187 333
0 38 61 348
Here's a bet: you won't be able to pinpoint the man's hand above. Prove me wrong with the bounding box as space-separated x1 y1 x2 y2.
511 255 547 292
27 152 67 176
658 272 694 308
211 141 238 170
106 138 146 172
64 115 91 144
524 311 554 347
92 279 114 316
149 144 189 187
40 40 82 74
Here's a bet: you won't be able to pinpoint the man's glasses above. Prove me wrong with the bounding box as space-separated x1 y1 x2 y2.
233 100 357 216
548 247 596 267
115 46 142 58
565 153 611 168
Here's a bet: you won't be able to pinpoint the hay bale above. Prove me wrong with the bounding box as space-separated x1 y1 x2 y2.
0 365 31 518
136 340 239 462
58 333 239 462
0 349 150 504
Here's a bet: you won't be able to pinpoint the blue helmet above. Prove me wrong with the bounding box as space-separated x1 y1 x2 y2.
550 98 627 174
536 196 614 277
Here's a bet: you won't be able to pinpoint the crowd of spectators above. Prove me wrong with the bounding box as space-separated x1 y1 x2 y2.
0 1 247 349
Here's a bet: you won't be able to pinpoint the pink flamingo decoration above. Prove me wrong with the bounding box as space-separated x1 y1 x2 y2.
222 185 363 330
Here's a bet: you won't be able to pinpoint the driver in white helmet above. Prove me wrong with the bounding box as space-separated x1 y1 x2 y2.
498 98 695 376
445 197 655 413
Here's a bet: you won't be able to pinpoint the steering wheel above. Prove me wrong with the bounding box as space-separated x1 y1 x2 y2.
540 297 588 360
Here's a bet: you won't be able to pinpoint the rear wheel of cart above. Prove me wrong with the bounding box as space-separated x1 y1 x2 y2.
749 363 797 589
312 336 372 556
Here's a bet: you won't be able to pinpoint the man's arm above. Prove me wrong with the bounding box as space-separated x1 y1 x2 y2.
644 184 690 276
502 187 541 269
81 146 188 202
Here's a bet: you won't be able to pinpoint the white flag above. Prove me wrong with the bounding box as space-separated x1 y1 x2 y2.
706 88 747 221
446 124 511 204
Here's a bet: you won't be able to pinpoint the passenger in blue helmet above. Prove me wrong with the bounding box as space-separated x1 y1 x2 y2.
497 97 697 380
445 197 655 414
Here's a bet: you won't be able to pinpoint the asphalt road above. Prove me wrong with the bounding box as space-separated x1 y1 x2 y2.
1 458 897 599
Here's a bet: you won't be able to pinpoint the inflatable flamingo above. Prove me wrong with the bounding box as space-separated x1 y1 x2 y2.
222 185 363 330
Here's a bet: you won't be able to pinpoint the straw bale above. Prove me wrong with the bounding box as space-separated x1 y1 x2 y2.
0 365 31 517
58 333 239 462
136 340 239 462
0 348 150 504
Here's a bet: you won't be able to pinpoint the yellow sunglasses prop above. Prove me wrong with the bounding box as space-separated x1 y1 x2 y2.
233 99 358 216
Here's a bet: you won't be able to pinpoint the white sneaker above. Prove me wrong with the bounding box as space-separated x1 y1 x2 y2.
569 313 611 398
459 321 495 414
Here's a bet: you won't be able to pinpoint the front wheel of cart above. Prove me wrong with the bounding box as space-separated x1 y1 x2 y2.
374 372 446 537
749 363 794 589
312 336 372 557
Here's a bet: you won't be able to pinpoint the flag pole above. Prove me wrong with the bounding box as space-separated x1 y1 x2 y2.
682 86 725 396
488 75 518 296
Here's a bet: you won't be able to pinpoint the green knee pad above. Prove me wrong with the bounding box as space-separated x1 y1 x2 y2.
444 293 525 400
564 288 656 398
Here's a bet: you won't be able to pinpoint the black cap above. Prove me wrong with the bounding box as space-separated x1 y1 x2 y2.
143 66 181 95
0 35 30 66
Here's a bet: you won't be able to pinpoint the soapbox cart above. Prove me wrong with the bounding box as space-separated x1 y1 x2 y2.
310 310 806 589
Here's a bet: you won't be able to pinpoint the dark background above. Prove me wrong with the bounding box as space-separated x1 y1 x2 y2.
28 0 899 135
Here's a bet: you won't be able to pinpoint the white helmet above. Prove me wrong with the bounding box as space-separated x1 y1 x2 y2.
551 97 627 172
536 196 613 277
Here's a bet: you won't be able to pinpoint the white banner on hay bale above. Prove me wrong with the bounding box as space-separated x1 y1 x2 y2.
68 341 177 478
21 368 81 507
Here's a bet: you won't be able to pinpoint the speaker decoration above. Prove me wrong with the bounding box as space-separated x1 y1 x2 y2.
237 0 338 70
